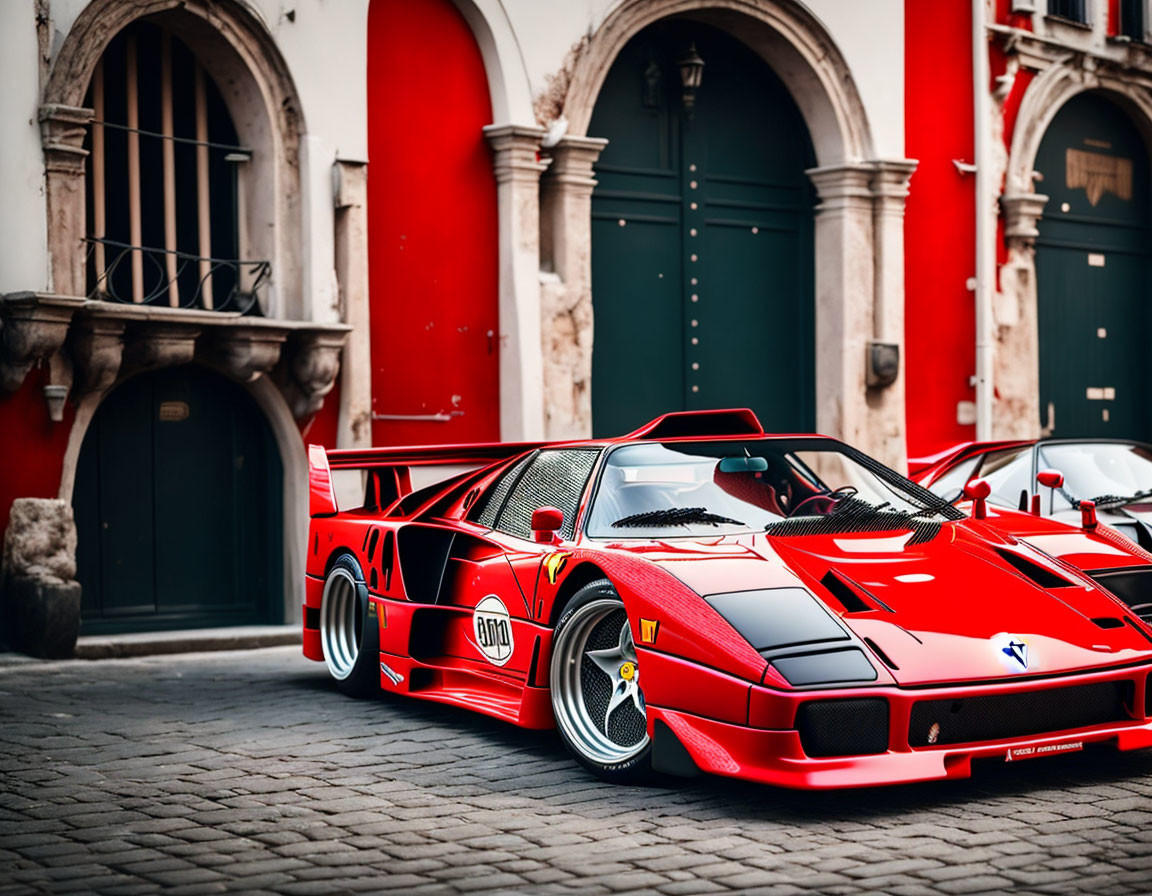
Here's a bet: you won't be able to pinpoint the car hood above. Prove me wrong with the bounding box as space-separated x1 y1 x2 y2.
648 524 1152 686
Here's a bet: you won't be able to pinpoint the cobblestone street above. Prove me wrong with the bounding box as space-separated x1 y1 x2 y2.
1 645 1151 895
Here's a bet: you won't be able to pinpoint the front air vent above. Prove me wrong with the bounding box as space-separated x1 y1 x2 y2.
994 548 1075 589
820 571 892 614
1091 617 1125 630
796 698 889 757
863 637 900 671
909 681 1131 747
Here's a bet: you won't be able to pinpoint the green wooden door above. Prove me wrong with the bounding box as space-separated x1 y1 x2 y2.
589 22 815 437
73 365 282 633
1035 92 1151 439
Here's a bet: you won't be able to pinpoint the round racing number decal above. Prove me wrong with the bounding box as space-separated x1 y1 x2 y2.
473 595 514 666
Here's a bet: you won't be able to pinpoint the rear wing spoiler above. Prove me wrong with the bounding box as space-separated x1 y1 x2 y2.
307 440 548 517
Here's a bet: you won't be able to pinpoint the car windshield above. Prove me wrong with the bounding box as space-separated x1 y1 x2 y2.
584 439 960 539
1037 442 1152 510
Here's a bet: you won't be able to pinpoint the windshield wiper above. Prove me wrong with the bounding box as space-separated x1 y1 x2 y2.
1082 487 1152 511
611 507 746 528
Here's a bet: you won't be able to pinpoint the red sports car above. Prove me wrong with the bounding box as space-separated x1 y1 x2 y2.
304 409 1152 789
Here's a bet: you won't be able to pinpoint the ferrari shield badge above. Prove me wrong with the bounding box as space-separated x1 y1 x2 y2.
1000 635 1028 671
474 595 514 666
544 551 570 585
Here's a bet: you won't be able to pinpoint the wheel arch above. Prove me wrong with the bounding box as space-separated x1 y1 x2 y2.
549 562 611 627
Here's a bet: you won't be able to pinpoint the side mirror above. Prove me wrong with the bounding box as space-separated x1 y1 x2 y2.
964 477 991 520
531 506 563 544
1036 468 1064 516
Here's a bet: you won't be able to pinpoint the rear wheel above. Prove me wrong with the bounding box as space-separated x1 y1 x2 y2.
550 579 652 782
320 554 379 697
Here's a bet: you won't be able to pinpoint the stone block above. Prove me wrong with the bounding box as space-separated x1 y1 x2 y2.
7 575 81 658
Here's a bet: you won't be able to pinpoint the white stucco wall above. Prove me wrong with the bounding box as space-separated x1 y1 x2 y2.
495 0 906 159
0 3 50 294
5 0 369 324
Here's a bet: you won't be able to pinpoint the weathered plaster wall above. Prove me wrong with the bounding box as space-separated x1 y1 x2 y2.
501 0 905 158
0 3 50 295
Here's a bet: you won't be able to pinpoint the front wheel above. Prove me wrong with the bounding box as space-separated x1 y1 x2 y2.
320 554 379 697
550 579 652 783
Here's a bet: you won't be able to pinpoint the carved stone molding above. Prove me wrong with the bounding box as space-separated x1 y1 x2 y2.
122 323 202 373
485 124 550 186
1002 192 1051 248
200 325 287 382
276 330 348 420
1 293 349 421
39 106 93 298
68 316 126 397
0 293 86 393
39 105 92 175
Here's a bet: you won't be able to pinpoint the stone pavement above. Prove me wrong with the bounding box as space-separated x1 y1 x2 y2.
1 646 1151 895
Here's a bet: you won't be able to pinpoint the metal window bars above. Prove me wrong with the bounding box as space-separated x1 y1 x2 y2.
84 237 270 314
86 30 263 314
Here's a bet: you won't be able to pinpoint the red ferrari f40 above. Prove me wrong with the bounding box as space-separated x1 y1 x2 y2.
304 410 1152 788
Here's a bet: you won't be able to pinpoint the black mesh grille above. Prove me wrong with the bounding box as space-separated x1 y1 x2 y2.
496 449 600 540
795 698 889 758
475 454 533 528
909 681 1132 747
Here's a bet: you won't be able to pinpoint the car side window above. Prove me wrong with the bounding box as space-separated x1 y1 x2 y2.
981 448 1032 508
494 449 601 541
472 453 534 528
926 456 980 503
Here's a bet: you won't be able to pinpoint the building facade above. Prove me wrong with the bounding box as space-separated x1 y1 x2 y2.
0 0 1148 641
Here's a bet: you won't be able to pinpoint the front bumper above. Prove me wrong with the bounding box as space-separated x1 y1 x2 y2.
647 658 1152 789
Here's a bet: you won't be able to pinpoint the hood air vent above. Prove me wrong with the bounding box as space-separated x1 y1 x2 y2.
820 570 893 614
1091 617 1124 630
994 548 1075 589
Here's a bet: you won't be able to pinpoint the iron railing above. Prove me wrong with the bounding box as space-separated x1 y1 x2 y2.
84 237 270 315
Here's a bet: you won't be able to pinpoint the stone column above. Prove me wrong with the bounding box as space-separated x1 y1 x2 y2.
484 124 548 442
333 159 372 448
539 135 608 440
805 164 881 460
996 192 1050 438
867 159 918 472
39 104 93 299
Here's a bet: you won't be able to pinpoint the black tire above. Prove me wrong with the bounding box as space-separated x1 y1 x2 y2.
319 554 379 697
550 578 654 784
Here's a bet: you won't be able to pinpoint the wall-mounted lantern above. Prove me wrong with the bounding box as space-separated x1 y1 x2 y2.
678 43 705 109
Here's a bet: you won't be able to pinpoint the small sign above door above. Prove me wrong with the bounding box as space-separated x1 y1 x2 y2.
158 401 190 422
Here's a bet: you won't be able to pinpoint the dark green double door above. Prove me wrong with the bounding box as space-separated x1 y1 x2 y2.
589 22 815 437
1036 92 1152 439
74 365 282 633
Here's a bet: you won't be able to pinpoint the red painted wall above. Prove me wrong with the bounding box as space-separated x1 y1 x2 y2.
0 369 74 537
904 3 977 461
366 0 500 447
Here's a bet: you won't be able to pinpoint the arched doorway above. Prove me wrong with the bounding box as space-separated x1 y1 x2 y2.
589 21 815 437
73 365 282 633
1035 92 1151 439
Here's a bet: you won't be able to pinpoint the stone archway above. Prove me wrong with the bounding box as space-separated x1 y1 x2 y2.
538 0 914 468
41 0 306 318
997 60 1152 439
